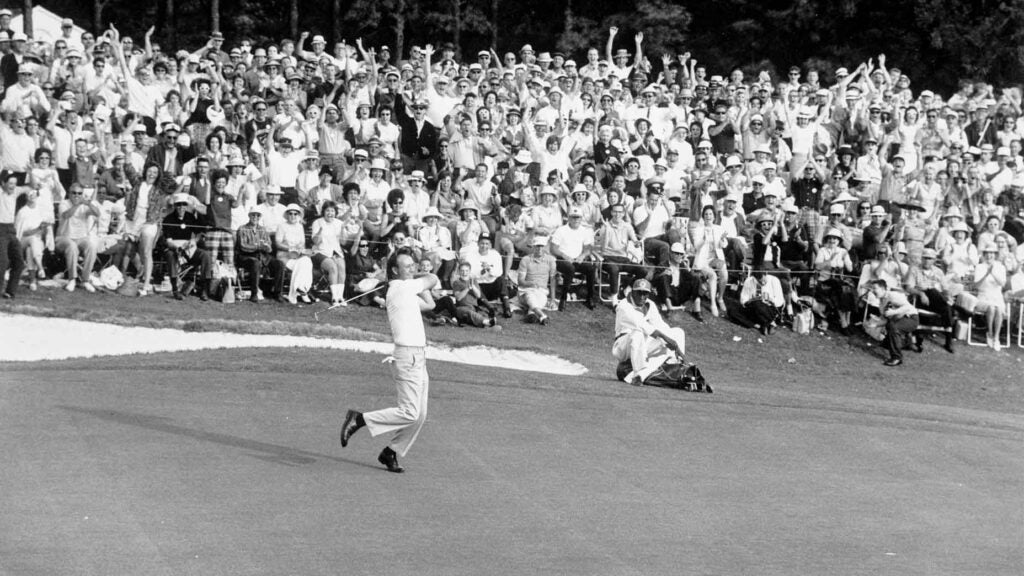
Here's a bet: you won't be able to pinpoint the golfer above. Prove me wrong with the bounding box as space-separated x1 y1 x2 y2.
340 249 439 473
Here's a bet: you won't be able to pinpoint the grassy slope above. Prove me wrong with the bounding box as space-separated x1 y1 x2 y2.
3 286 1022 414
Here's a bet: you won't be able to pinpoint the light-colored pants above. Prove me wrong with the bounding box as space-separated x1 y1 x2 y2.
363 346 429 457
55 236 99 280
20 235 44 272
612 327 686 381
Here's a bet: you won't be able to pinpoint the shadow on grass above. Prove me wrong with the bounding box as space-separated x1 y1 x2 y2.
59 406 380 470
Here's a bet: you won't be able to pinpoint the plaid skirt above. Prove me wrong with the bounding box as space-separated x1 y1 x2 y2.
203 229 235 264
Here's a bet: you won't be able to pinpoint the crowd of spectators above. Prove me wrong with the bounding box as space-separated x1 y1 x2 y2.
0 13 1023 353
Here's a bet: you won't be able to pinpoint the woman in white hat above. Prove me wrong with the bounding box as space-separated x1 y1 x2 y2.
929 206 963 256
416 207 456 281
973 242 1007 350
454 199 483 255
893 199 930 266
942 221 978 280
531 185 563 237
362 157 391 207
814 227 856 332
274 203 314 304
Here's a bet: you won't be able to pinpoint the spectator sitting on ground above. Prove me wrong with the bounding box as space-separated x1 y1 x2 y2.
450 260 501 329
516 235 557 324
460 233 512 318
739 268 786 335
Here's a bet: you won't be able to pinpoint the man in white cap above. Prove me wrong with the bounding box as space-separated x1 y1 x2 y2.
235 205 282 302
162 192 213 300
612 278 686 386
550 207 599 309
255 185 287 234
904 247 955 353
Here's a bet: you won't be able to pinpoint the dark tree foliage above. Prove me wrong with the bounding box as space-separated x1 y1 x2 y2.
37 0 1023 93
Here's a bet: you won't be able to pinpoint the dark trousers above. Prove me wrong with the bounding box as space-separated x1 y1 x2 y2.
0 224 25 297
916 288 954 347
654 270 700 307
885 315 919 361
165 246 212 290
556 259 597 305
745 301 781 326
479 275 508 301
781 259 811 293
237 252 283 296
602 255 647 297
643 237 671 269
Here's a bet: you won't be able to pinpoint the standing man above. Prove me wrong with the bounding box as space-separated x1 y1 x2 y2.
340 249 439 473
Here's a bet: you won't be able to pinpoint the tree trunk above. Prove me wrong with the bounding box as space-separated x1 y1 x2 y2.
21 0 32 36
452 0 462 60
290 0 299 39
394 0 406 62
165 0 176 51
331 0 342 46
211 0 220 35
93 0 105 34
490 0 498 50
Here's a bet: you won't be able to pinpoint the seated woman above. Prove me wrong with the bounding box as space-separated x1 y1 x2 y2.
814 227 856 332
497 202 535 273
751 213 795 315
310 201 348 304
690 205 729 317
274 204 314 304
973 242 1007 350
15 189 48 291
345 237 386 307
943 221 978 283
454 200 485 257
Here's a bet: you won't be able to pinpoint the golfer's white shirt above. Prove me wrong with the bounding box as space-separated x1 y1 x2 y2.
387 278 429 347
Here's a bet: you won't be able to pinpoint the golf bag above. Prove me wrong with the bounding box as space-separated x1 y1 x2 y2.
615 358 712 393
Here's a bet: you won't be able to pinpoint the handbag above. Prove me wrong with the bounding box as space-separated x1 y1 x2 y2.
98 266 124 290
793 301 814 335
863 315 887 341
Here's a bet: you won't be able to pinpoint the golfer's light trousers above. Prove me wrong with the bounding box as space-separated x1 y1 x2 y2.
363 345 429 457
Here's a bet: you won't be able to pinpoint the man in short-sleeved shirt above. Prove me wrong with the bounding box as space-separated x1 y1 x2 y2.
340 250 439 473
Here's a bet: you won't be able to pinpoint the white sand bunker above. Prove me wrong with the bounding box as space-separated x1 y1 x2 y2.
0 313 587 376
